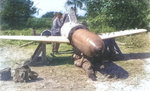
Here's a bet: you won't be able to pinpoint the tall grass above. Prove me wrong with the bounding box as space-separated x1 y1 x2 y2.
116 33 150 48
1 18 52 30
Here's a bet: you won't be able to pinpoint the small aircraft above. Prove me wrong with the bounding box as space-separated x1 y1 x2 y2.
0 13 147 81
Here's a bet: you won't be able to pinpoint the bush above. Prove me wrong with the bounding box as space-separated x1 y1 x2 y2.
26 18 52 29
0 30 30 35
1 18 53 30
1 24 10 30
87 14 116 34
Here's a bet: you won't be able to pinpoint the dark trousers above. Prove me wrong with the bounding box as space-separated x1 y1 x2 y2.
52 43 60 53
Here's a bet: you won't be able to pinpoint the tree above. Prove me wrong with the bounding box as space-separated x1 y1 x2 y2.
106 0 150 30
0 0 8 29
85 0 150 33
0 0 38 29
66 0 85 15
41 12 55 18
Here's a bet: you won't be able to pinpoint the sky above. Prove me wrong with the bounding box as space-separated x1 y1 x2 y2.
32 0 86 18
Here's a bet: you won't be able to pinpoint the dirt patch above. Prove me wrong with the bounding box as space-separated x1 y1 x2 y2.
27 66 95 91
0 66 95 91
0 46 95 91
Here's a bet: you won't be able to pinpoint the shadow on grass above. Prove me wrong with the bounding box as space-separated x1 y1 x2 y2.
96 52 150 80
24 56 73 67
122 53 150 60
27 51 150 80
49 56 74 66
96 62 129 79
25 49 74 67
110 53 150 62
47 50 74 66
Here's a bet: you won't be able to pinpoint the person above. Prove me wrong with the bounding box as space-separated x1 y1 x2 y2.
31 28 36 36
51 12 63 54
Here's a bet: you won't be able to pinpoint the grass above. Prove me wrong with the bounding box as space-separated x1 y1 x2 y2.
46 43 73 66
116 33 150 49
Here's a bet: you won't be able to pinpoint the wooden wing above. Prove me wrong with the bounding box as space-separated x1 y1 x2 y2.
0 36 69 43
99 29 147 39
0 29 147 43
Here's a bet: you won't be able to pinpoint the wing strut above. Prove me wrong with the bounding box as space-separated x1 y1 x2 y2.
28 42 48 66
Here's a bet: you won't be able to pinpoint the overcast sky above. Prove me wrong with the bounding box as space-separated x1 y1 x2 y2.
32 0 86 18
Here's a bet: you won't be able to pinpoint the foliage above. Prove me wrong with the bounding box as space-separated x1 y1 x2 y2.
42 11 55 18
86 13 116 33
26 18 52 29
0 29 31 36
85 0 150 33
0 0 38 29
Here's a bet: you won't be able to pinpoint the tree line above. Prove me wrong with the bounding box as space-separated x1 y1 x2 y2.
85 0 150 33
0 0 150 33
0 0 37 30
